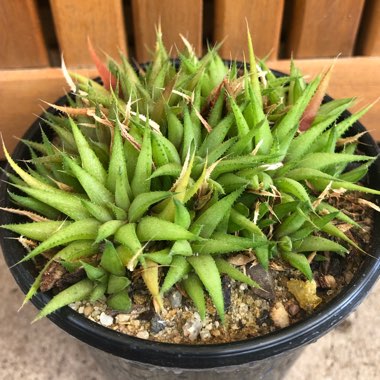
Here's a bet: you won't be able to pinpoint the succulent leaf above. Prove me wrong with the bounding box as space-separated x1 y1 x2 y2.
2 31 378 321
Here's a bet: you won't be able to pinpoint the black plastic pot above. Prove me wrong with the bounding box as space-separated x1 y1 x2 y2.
1 73 379 380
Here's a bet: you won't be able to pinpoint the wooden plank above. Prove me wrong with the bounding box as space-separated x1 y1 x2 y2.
0 0 49 68
286 0 365 58
0 57 379 159
49 0 127 67
0 68 97 158
270 58 380 140
357 0 380 56
214 0 284 60
131 0 203 62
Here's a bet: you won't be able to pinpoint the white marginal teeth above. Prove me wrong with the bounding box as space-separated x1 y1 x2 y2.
260 162 283 171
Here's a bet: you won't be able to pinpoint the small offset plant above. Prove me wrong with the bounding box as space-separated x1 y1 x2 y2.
2 31 379 324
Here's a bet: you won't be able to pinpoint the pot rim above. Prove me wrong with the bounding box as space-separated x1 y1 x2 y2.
1 69 379 369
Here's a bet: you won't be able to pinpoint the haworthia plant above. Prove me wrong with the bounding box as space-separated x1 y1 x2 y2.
1 31 379 323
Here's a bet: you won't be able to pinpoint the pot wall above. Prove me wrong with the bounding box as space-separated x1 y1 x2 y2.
91 346 302 380
1 71 379 376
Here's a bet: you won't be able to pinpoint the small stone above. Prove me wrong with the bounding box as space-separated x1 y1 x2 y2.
83 305 93 317
287 303 300 317
257 309 270 324
200 329 211 341
131 320 140 328
270 302 290 328
168 290 182 308
99 312 114 327
344 271 354 284
78 306 84 314
318 275 337 289
239 303 249 314
247 264 275 300
183 313 202 341
92 310 101 318
136 331 150 340
222 276 232 310
150 314 166 334
115 314 130 324
69 301 80 311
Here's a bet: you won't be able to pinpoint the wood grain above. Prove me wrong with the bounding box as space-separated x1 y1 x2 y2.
0 67 97 158
131 0 203 62
0 0 49 69
357 0 380 56
286 0 365 58
214 0 284 60
270 58 380 140
49 0 127 67
0 57 379 159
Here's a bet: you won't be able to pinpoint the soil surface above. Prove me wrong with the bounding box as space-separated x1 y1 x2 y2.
66 192 374 344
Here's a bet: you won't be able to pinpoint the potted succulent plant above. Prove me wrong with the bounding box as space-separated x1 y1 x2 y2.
1 32 379 380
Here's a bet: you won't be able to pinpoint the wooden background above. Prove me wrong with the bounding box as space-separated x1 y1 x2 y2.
0 0 379 158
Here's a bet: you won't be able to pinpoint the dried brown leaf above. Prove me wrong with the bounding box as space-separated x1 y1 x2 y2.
227 253 255 266
336 223 354 233
87 37 117 90
41 102 92 116
358 198 380 213
193 106 212 133
312 181 332 208
299 62 335 131
336 131 367 147
0 207 49 222
270 262 285 271
40 261 67 292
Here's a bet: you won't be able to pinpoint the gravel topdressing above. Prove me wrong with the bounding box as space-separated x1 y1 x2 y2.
67 191 374 344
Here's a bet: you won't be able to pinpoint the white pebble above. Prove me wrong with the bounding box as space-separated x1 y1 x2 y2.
239 303 249 314
69 302 80 310
183 315 202 341
99 312 114 327
136 331 149 340
92 310 101 317
115 314 130 324
168 290 182 308
270 302 289 328
200 329 211 341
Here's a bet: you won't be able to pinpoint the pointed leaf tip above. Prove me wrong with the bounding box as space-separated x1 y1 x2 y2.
87 37 117 91
61 55 76 93
300 62 335 131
